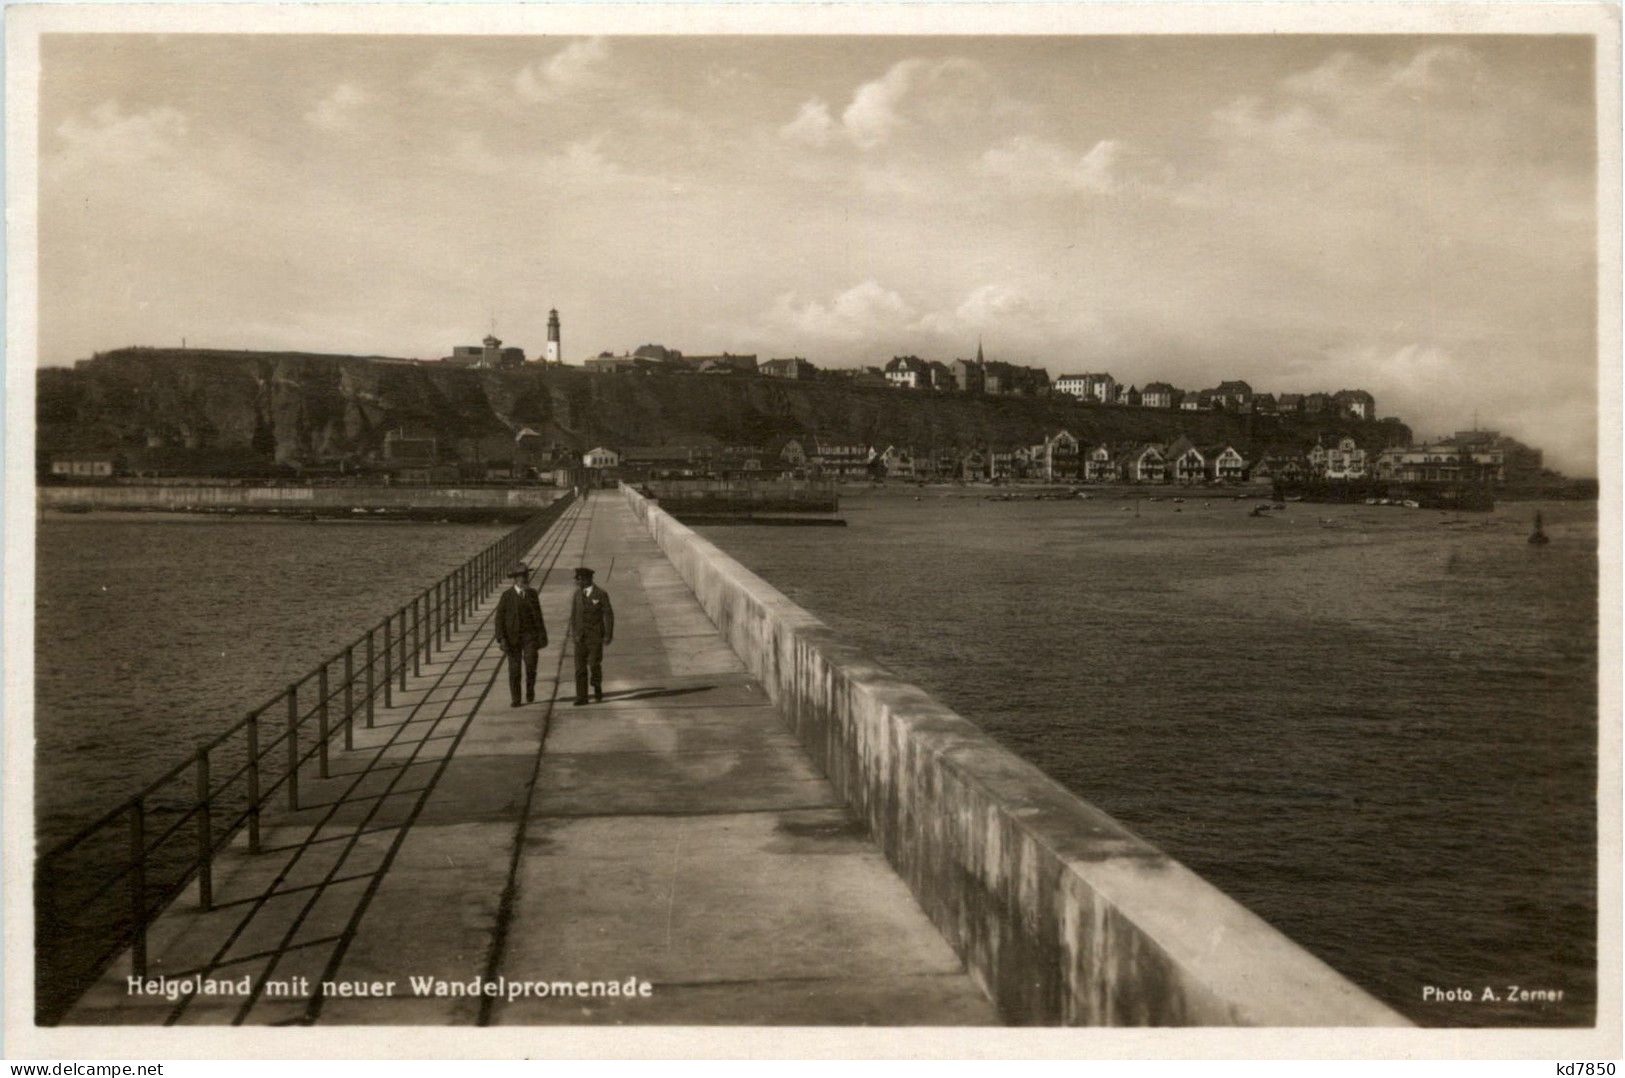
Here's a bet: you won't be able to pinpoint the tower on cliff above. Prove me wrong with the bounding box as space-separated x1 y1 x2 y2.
546 309 561 364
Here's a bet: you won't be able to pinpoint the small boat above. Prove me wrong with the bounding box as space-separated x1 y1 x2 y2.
1529 512 1551 545
1249 505 1271 518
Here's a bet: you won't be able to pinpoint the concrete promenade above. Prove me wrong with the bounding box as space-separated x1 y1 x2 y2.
66 493 997 1025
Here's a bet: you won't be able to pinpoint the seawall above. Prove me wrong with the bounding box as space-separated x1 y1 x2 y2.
39 485 565 515
620 482 1409 1026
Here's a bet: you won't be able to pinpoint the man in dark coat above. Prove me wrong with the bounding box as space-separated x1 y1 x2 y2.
568 566 613 705
495 564 548 706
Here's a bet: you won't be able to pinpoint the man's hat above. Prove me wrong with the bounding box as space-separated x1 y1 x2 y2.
574 566 594 580
508 564 532 578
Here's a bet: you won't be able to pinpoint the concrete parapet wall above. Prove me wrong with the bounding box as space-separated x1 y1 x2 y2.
39 485 565 511
621 483 1408 1026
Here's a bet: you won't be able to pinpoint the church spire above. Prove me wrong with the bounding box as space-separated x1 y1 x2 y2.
976 336 984 364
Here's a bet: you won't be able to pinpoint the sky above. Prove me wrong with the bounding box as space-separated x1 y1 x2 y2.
37 34 1598 472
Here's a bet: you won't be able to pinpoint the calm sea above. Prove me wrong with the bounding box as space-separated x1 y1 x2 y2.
698 491 1598 1027
34 514 510 848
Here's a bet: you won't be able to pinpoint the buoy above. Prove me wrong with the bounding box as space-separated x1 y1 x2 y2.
1529 512 1551 545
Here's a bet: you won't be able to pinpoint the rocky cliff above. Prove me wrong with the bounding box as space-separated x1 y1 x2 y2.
38 348 1409 465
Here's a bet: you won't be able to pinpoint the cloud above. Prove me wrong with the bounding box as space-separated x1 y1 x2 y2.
780 99 836 147
781 57 984 150
760 280 916 343
515 38 610 102
52 102 188 166
305 83 372 131
978 136 1157 196
915 284 1043 337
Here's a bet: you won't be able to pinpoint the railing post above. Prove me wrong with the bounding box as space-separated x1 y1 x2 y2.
343 646 355 751
365 630 376 727
397 608 408 690
194 745 213 910
245 712 261 854
286 685 300 811
128 799 147 978
317 664 330 779
423 591 433 664
383 619 394 707
435 580 444 647
412 596 422 677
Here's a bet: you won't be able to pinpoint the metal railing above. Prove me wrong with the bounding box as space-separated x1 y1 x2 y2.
34 493 574 1023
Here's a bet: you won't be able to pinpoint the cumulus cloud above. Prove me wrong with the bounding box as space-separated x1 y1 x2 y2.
516 37 610 102
975 137 1144 195
915 284 1043 336
781 57 983 150
305 83 372 131
52 101 188 166
780 99 836 147
760 280 916 343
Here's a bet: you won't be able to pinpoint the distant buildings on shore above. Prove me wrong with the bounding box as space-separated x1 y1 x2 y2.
554 428 1537 488
574 338 1380 423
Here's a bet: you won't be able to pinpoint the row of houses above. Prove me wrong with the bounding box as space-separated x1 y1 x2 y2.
1035 375 1378 420
578 432 1509 486
574 342 1381 423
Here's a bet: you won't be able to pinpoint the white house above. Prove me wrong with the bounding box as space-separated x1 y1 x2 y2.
1085 444 1116 482
1172 445 1208 484
1116 444 1166 483
1325 436 1367 479
1210 445 1248 482
583 447 621 469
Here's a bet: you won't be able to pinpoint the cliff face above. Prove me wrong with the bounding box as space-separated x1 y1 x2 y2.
37 349 1409 463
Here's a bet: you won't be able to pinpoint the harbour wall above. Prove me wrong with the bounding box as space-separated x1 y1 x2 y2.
38 485 566 513
620 482 1409 1026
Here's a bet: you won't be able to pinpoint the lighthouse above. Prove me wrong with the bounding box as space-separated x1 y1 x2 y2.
546 309 561 364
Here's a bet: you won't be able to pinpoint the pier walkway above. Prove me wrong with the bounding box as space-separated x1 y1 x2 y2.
66 493 997 1025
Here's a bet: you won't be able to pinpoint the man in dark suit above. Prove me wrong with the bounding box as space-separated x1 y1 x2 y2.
495 564 548 707
568 566 614 705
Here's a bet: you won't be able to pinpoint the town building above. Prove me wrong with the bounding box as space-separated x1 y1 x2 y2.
1141 382 1176 408
619 445 704 479
959 448 988 481
1325 436 1368 479
1277 393 1304 414
761 357 818 381
1208 445 1249 482
951 357 986 394
1373 441 1505 483
1115 444 1166 483
1085 444 1116 482
885 355 931 389
583 447 621 470
444 334 525 369
1211 381 1255 409
49 451 122 478
1170 442 1209 484
812 440 873 479
1333 389 1377 420
879 445 917 478
1029 430 1081 481
1055 372 1116 403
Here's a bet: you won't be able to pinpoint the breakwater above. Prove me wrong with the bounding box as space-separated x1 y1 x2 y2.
621 482 1407 1025
39 484 565 523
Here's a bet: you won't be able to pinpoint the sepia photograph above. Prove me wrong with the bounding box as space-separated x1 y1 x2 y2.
4 2 1619 1060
